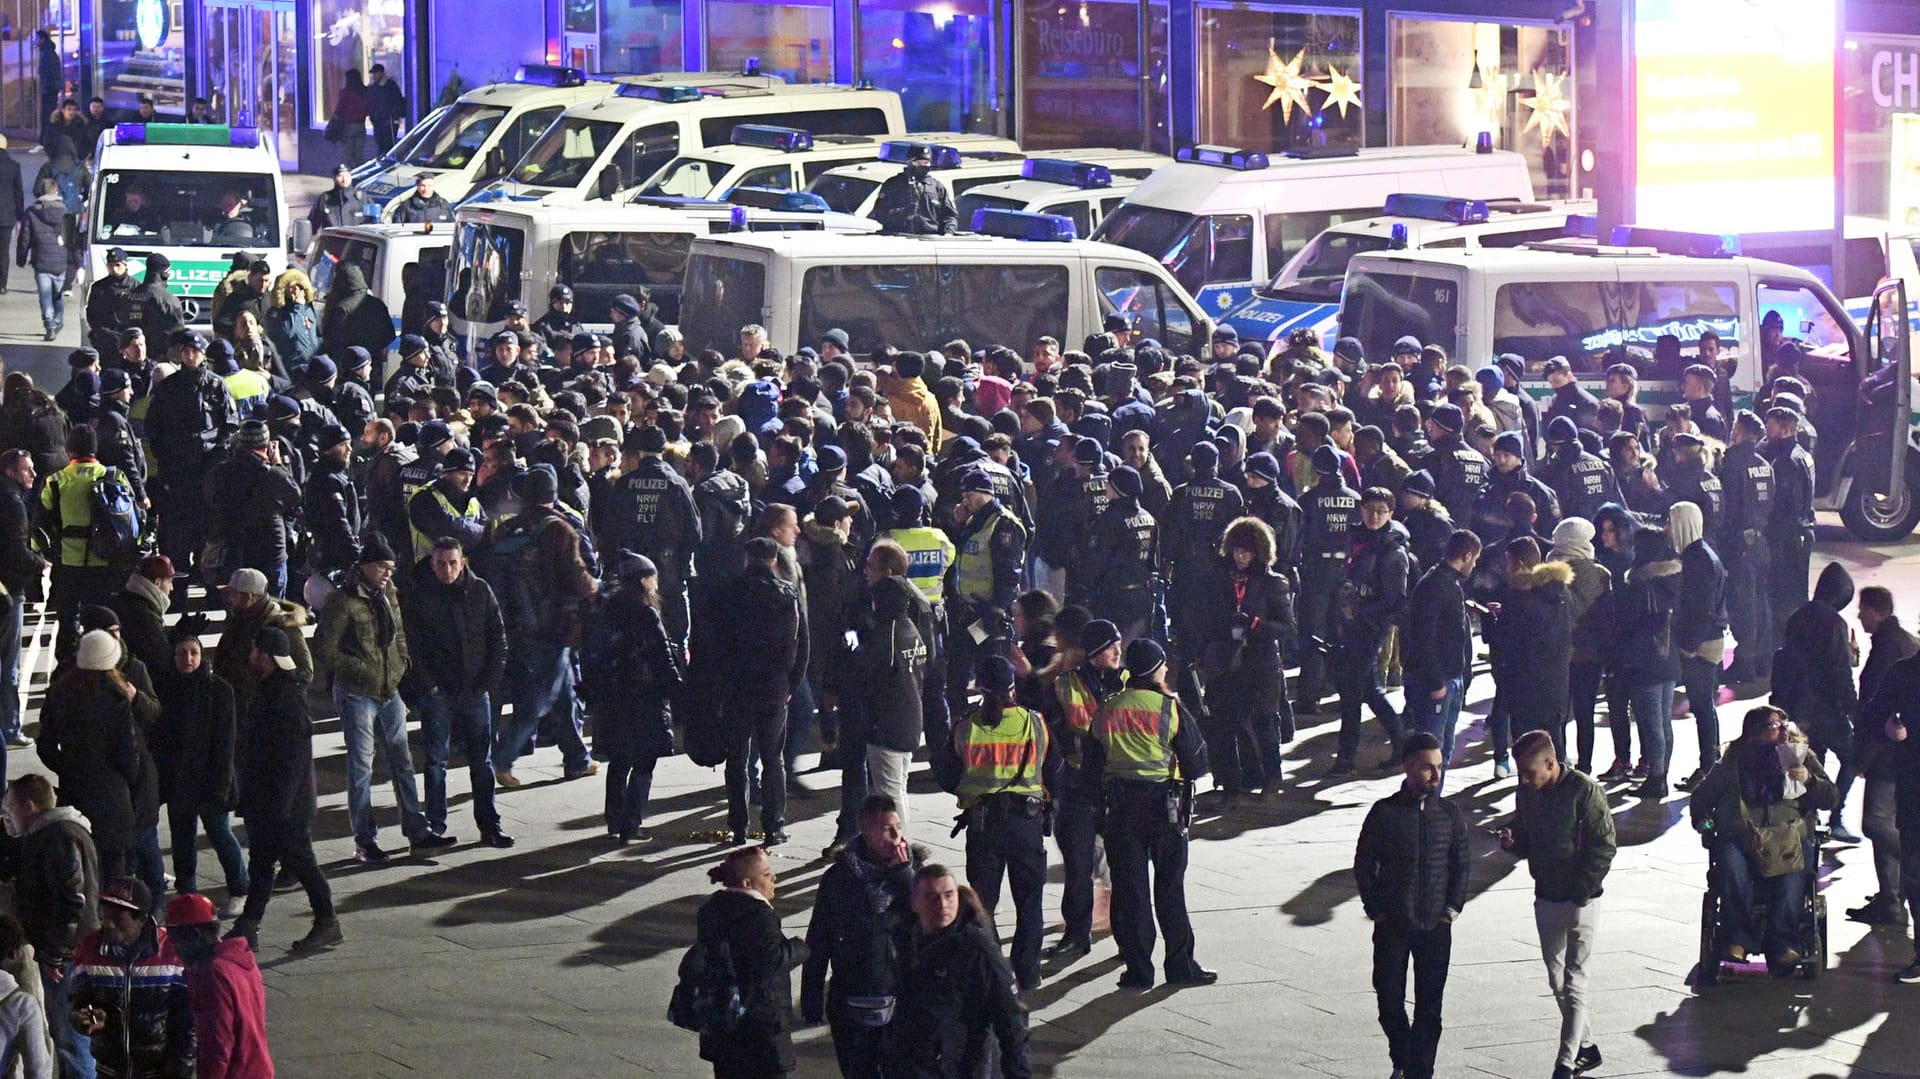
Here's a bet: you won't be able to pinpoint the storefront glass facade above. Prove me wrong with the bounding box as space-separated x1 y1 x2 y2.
96 0 189 114
1193 4 1361 154
1844 32 1920 225
1388 16 1574 197
1017 0 1168 152
706 0 831 83
857 0 992 133
599 0 680 73
310 0 408 125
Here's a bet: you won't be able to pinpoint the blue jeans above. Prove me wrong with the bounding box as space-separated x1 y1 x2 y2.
1716 837 1817 957
1407 674 1466 777
34 270 62 334
496 641 589 773
133 824 167 912
420 690 498 835
335 690 428 849
44 957 95 1078
169 805 250 896
1627 680 1676 779
0 594 21 741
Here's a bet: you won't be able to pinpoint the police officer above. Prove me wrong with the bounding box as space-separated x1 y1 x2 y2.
144 330 235 579
1043 618 1124 960
385 420 454 561
1680 364 1729 441
871 143 957 235
606 426 700 650
1470 431 1560 551
406 445 484 566
1331 487 1412 776
86 246 136 357
384 334 438 402
1761 405 1816 631
1058 437 1113 602
952 655 1054 992
531 284 579 352
1297 444 1360 713
1541 356 1599 434
944 469 1026 718
1718 410 1775 684
1664 431 1722 540
1166 442 1243 669
1417 404 1488 526
884 486 957 754
123 253 188 347
1242 452 1302 582
1537 416 1622 523
1091 638 1214 990
1076 465 1158 641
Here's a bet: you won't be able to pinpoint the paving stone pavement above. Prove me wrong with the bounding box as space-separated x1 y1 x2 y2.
9 524 1920 1077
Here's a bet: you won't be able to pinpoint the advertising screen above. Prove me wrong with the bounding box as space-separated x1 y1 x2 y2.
1634 0 1836 234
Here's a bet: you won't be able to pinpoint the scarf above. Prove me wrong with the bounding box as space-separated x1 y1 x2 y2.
1736 740 1786 807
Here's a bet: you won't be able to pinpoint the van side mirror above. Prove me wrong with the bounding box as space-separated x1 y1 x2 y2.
595 168 622 201
486 146 506 179
290 219 313 254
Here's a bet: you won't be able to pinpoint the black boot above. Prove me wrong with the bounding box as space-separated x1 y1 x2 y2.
1632 773 1668 800
291 916 343 953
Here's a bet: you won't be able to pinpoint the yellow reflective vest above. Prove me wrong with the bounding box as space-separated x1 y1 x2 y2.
954 704 1048 807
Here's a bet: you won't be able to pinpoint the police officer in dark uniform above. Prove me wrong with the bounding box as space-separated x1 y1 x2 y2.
1091 638 1214 991
124 253 187 346
952 655 1055 992
1397 470 1452 573
1718 410 1775 684
944 469 1026 718
1542 356 1599 434
531 285 579 352
1242 452 1302 582
871 143 958 236
1537 416 1622 523
1680 363 1729 441
1043 618 1124 960
1076 465 1158 641
86 246 137 357
144 330 235 579
384 420 453 561
1297 444 1360 713
1331 487 1412 775
1166 441 1242 645
1061 438 1113 601
1664 432 1722 539
605 426 700 650
1761 405 1816 631
1470 431 1560 551
1417 404 1488 526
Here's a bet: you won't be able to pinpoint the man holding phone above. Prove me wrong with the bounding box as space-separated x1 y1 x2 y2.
68 878 195 1077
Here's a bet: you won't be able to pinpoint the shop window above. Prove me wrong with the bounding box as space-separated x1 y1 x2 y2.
91 0 188 116
1388 17 1573 198
708 0 832 84
601 0 682 73
1195 5 1362 155
311 0 407 127
856 0 993 133
1018 0 1168 151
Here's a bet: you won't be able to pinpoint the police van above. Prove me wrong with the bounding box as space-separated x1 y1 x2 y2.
80 122 289 328
1839 217 1920 333
1216 193 1595 345
446 189 880 351
808 145 1167 218
352 65 614 222
1339 235 1918 539
677 210 1213 360
954 158 1149 242
1091 144 1533 318
471 79 907 209
306 224 453 333
637 126 1014 201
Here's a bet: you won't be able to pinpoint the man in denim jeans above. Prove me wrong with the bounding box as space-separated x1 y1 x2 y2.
313 532 455 863
1403 529 1480 782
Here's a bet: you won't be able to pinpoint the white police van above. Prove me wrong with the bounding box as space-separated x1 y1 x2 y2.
638 126 1013 201
1216 193 1595 345
1091 143 1533 319
352 65 613 222
677 209 1212 359
306 224 452 334
446 188 880 351
1840 217 1920 334
1340 234 1918 540
471 78 907 209
80 122 288 327
954 158 1149 242
808 145 1166 218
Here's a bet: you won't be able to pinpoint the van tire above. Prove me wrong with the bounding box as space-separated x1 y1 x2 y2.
1841 470 1920 541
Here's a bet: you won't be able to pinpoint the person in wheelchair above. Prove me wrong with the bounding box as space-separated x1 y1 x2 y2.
1689 705 1835 973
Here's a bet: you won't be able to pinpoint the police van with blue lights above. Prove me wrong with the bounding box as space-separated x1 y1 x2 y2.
1215 193 1595 345
351 65 615 223
468 76 907 209
1090 142 1532 320
954 158 1150 242
446 187 880 352
807 144 1169 218
305 224 452 335
81 122 288 328
676 208 1211 361
636 126 1016 202
1339 229 1919 540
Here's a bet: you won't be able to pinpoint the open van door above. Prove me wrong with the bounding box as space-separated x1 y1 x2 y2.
1839 279 1918 540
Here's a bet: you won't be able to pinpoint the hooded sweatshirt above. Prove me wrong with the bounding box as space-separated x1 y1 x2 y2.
185 937 272 1079
1667 501 1728 653
1773 562 1857 741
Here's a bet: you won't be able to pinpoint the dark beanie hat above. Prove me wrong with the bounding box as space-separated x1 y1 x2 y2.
1109 464 1143 499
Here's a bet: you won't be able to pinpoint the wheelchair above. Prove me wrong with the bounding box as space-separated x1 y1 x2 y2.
1697 833 1826 985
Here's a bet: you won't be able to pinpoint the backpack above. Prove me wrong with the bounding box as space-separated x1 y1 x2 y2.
88 467 141 562
481 523 544 635
668 936 746 1035
576 593 634 704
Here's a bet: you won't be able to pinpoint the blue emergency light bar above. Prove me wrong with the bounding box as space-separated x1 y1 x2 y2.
1562 214 1598 239
514 64 587 87
1382 193 1489 225
1608 226 1742 258
615 83 706 102
1176 145 1269 170
1021 159 1111 189
731 124 813 152
629 195 728 209
724 187 829 213
877 141 963 169
1389 223 1410 250
971 209 1076 242
113 123 260 148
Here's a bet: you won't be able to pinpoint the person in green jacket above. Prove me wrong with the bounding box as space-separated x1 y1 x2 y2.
1500 729 1616 1079
38 424 120 656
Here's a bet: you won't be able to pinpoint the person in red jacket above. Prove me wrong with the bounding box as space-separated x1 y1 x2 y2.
163 894 271 1078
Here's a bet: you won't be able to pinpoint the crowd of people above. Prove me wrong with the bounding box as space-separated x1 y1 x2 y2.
0 256 1915 1078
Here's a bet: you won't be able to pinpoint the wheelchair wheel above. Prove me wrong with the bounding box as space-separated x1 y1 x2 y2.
1804 896 1828 981
1698 892 1721 987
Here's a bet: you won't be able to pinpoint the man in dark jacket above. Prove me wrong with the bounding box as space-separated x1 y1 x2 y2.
124 255 187 347
1862 651 1920 978
1761 406 1817 637
304 423 361 580
367 63 405 153
84 247 137 357
1718 411 1775 683
0 450 47 747
802 794 921 1079
1850 586 1920 927
404 537 512 849
872 144 957 235
718 538 808 846
1332 488 1411 775
1501 731 1616 1079
1667 503 1728 792
1541 357 1599 434
307 163 369 231
205 420 301 597
318 264 393 385
1356 733 1467 1079
389 172 452 225
1405 530 1480 777
0 141 23 293
1774 562 1860 841
604 425 699 648
886 865 1031 1078
4 773 101 1079
146 332 236 578
17 182 71 339
607 294 651 362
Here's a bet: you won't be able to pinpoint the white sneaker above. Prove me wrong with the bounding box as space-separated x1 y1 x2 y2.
220 895 248 919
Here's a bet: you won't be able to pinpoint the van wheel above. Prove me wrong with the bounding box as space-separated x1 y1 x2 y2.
1841 472 1920 541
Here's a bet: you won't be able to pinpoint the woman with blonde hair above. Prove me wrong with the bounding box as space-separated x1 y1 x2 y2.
265 268 320 375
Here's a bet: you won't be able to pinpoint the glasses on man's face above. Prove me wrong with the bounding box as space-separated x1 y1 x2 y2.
1766 721 1790 731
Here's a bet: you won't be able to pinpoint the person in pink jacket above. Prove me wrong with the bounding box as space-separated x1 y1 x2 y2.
163 894 272 1078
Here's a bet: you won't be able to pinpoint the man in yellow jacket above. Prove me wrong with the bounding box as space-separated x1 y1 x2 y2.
39 424 124 654
876 351 943 449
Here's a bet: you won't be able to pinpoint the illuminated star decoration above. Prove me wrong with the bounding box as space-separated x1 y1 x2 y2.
1473 60 1506 127
1253 41 1315 124
1521 69 1571 142
1315 63 1363 119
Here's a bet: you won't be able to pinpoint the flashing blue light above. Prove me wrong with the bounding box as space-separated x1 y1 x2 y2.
1021 159 1111 189
971 209 1077 242
1562 214 1598 239
1608 226 1742 258
112 123 259 148
513 64 587 87
1389 223 1409 250
1382 193 1489 225
877 141 963 169
1476 131 1494 154
724 187 829 213
731 124 813 152
1175 145 1269 171
615 83 706 102
729 205 749 230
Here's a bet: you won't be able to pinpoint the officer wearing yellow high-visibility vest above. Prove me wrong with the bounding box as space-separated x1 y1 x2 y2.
884 485 957 757
1040 616 1124 960
405 445 485 568
952 654 1057 992
944 468 1026 721
1091 637 1216 991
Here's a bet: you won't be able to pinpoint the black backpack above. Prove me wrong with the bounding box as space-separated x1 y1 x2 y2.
668 937 746 1035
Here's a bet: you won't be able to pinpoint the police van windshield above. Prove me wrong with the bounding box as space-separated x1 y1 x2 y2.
1339 268 1461 364
448 219 526 324
809 174 880 215
797 264 1070 356
1270 231 1391 301
403 102 508 170
1093 204 1235 295
643 156 732 198
509 117 621 189
680 252 767 356
94 169 281 248
954 191 1023 223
